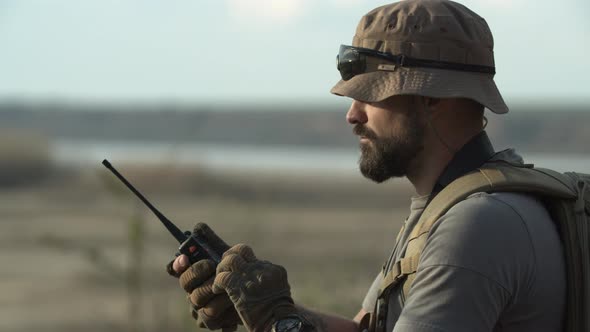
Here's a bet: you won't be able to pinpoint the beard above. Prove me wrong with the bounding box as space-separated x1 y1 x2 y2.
354 111 424 183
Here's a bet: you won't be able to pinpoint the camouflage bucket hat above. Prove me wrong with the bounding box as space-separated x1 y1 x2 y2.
330 0 509 114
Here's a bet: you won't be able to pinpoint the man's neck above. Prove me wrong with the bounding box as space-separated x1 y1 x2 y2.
406 131 494 196
406 144 454 196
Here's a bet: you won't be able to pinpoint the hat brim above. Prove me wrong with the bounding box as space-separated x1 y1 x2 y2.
330 67 508 114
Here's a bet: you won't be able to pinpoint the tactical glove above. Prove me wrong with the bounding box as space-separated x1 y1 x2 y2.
212 244 299 332
166 224 239 331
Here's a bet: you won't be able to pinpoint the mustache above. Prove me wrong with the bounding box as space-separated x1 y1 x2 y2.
353 125 378 140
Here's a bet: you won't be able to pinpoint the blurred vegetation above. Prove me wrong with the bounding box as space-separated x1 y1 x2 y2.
0 129 53 187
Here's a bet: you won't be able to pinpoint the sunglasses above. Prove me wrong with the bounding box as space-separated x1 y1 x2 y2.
336 45 496 81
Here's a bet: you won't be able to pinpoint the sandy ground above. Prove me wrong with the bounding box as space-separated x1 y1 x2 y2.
0 167 413 332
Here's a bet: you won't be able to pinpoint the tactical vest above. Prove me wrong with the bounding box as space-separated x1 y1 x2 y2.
369 161 590 332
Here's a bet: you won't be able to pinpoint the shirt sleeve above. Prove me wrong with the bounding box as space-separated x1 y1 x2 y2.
393 193 536 332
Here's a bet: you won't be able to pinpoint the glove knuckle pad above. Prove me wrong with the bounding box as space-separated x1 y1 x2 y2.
217 254 237 273
212 271 233 294
224 243 254 257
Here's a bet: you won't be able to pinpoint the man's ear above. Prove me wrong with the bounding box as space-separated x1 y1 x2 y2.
423 97 442 109
422 97 446 117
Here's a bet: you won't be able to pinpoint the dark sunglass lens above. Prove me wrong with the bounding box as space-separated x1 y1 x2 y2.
337 45 365 81
340 64 355 80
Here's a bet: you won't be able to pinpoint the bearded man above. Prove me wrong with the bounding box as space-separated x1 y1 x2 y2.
169 1 566 331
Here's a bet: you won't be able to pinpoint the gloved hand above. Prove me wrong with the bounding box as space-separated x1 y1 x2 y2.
212 244 299 332
166 224 239 331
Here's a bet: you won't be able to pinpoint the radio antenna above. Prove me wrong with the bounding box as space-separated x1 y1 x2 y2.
102 159 188 243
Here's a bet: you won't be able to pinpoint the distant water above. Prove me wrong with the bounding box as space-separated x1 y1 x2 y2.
53 139 589 174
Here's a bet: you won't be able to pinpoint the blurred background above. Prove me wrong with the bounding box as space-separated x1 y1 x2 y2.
0 0 588 331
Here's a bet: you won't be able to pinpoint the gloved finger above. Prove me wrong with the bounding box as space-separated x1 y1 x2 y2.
201 294 236 319
193 223 231 255
180 259 216 293
189 277 216 308
216 253 249 274
210 310 241 331
196 307 241 331
222 243 257 262
212 271 240 294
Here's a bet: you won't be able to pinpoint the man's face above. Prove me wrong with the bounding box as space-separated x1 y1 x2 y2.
347 95 425 183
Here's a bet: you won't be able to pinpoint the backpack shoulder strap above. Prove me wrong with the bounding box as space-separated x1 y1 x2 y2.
410 164 576 240
379 163 577 300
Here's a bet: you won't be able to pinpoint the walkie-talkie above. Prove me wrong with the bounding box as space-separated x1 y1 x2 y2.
102 159 226 265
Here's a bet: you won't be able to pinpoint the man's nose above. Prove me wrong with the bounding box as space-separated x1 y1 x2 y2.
346 100 368 125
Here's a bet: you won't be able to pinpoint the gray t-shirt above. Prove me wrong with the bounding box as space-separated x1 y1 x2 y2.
362 150 566 332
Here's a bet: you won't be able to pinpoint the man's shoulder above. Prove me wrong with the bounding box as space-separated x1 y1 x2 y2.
432 191 547 236
420 191 547 279
453 191 547 221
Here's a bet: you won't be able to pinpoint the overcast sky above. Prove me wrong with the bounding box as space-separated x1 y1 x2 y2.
0 0 588 105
